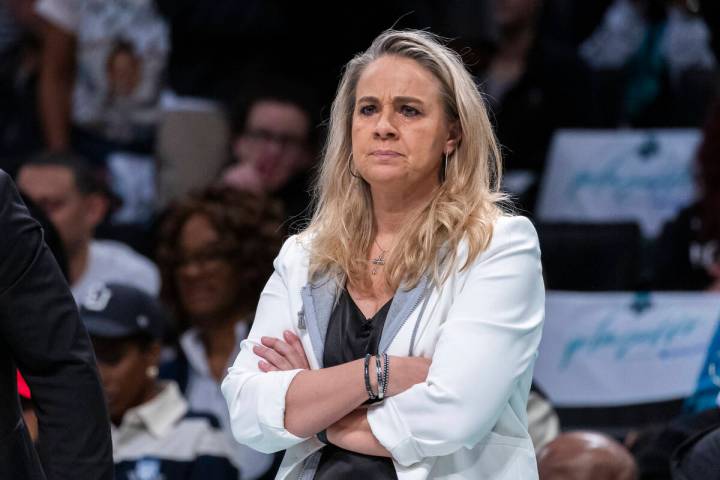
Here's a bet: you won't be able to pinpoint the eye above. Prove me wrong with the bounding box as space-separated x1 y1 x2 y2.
358 104 376 116
400 105 420 117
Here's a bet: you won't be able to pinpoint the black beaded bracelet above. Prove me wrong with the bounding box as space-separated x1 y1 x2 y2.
364 353 377 400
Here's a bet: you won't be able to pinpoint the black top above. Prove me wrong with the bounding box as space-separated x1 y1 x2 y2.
0 170 114 480
314 289 397 480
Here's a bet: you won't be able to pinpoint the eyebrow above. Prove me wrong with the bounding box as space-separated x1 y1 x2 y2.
357 95 425 105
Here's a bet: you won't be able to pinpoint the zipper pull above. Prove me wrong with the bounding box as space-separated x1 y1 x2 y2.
297 309 306 330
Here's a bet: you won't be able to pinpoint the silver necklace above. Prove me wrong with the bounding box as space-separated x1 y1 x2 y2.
370 239 388 275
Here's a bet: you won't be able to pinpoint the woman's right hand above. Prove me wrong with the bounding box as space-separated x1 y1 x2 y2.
254 330 311 372
384 356 431 397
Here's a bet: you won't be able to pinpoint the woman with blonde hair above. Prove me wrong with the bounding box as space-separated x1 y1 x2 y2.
222 29 545 479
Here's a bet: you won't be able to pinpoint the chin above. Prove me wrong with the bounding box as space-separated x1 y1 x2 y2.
362 167 407 183
187 309 231 329
365 174 413 189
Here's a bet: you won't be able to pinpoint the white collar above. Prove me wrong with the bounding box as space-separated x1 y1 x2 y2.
114 381 187 438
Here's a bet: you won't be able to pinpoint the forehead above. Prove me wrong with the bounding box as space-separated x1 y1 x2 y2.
18 165 77 197
179 213 221 251
246 100 309 135
355 55 443 103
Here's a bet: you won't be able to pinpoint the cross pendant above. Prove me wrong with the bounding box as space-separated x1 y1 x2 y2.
370 256 385 275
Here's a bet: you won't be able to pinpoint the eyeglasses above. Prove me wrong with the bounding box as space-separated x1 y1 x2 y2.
242 128 308 152
172 246 241 271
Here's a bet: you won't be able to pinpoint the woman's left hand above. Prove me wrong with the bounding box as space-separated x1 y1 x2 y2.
253 330 311 372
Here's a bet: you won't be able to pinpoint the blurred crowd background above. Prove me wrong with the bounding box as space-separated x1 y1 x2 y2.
3 0 720 479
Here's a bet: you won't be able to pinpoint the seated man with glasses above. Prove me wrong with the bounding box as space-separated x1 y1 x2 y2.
221 80 319 225
156 186 284 479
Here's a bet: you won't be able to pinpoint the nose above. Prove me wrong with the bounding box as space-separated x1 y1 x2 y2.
373 109 398 140
177 261 203 279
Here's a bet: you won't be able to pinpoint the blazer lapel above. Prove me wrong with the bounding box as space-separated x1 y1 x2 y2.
379 274 429 354
300 272 431 366
300 275 339 368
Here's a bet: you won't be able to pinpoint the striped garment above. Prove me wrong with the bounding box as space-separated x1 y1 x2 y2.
112 381 241 480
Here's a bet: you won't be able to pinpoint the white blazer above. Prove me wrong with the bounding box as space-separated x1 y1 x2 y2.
221 215 545 479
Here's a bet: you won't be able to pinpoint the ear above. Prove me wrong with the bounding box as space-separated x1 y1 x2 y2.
294 145 313 170
83 193 109 229
445 120 462 156
145 342 162 367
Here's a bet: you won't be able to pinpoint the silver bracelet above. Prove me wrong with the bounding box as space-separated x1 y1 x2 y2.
375 354 385 400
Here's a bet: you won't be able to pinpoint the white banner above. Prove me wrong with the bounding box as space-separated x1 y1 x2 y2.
535 291 720 407
537 129 701 237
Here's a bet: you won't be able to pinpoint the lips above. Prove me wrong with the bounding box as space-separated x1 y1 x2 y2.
370 150 403 158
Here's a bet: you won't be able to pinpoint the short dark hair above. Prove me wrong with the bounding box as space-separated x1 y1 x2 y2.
230 77 322 151
22 151 107 196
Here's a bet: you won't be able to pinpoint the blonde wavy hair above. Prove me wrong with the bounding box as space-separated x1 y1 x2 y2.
306 29 509 290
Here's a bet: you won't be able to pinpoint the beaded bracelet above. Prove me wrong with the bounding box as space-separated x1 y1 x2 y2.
364 353 377 400
375 354 385 400
382 353 389 399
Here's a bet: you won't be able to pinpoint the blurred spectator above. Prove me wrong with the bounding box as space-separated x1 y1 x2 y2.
580 0 717 127
16 151 159 302
475 0 596 210
157 187 283 479
80 282 241 479
152 1 293 211
35 0 168 164
653 101 720 290
221 80 319 227
537 431 638 479
151 5 305 211
628 407 720 479
20 191 69 279
0 0 43 168
222 81 318 225
671 424 720 479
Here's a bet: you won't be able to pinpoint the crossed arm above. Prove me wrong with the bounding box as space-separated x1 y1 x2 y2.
254 331 430 456
223 218 544 463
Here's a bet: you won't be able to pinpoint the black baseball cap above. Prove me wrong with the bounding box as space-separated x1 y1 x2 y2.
79 283 165 340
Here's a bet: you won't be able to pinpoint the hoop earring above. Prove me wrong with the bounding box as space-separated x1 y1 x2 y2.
441 151 450 182
348 153 360 179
